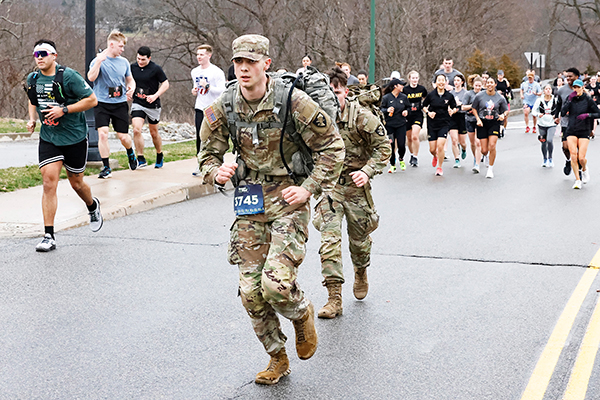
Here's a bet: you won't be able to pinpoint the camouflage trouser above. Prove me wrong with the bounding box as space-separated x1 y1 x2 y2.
228 207 311 355
312 183 379 285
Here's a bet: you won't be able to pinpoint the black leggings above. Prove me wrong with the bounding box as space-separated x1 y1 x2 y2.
195 109 204 154
387 124 407 165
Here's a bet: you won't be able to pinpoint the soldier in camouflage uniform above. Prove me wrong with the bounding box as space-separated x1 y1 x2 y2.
198 35 344 385
313 67 391 319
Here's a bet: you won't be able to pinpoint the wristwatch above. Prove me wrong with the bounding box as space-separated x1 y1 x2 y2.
62 106 69 114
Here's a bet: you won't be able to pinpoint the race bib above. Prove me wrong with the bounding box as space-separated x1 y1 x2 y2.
108 86 123 98
234 184 265 216
134 87 148 99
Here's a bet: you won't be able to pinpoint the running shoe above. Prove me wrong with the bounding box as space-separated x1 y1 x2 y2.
453 159 461 168
582 170 590 184
388 165 397 173
409 155 417 166
486 168 494 179
472 164 480 174
412 156 418 167
435 167 443 176
98 166 112 179
548 159 554 168
192 168 201 176
432 157 437 167
35 233 56 252
542 159 548 168
89 197 103 232
128 153 138 170
525 126 530 133
563 160 572 176
137 157 148 168
481 155 489 167
399 161 406 171
573 180 582 189
461 147 467 160
155 153 164 169
532 126 537 134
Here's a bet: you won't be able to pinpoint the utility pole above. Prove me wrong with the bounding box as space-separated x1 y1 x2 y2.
86 0 101 161
369 0 375 83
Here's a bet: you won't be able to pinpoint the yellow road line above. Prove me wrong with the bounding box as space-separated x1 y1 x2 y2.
562 293 600 400
520 267 599 400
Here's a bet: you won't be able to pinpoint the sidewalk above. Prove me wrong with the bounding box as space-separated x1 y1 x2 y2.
0 157 230 239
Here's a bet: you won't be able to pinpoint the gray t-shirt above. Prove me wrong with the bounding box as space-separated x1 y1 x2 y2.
450 88 470 114
556 85 574 127
432 68 463 89
463 90 480 122
90 55 131 104
471 91 508 121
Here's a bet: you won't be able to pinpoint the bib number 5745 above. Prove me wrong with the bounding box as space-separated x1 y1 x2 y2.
233 184 265 216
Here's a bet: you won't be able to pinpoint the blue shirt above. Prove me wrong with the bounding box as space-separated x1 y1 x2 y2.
90 55 131 104
520 81 541 106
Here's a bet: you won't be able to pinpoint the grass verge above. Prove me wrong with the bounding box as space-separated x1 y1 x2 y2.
0 140 197 193
0 118 40 134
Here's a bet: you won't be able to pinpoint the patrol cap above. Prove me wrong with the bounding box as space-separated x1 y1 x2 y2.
231 35 269 61
573 79 584 88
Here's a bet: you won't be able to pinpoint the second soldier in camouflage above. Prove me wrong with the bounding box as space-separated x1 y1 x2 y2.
313 66 391 319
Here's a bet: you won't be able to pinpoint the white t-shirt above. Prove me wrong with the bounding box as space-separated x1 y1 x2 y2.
191 63 226 110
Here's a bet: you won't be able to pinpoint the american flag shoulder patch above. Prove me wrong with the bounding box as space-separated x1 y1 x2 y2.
204 106 221 129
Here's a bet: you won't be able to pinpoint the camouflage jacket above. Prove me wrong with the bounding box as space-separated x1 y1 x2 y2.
198 77 345 196
337 98 391 179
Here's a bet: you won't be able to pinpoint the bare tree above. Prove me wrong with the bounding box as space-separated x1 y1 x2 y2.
555 0 600 65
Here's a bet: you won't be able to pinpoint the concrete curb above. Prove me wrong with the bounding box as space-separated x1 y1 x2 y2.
0 157 233 239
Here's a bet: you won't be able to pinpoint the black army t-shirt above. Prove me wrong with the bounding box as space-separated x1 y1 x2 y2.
130 61 167 109
403 84 428 115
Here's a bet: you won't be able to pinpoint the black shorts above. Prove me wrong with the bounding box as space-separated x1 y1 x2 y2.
476 120 501 139
566 130 591 140
407 113 424 128
450 113 467 134
466 119 477 133
131 110 159 125
94 102 129 133
427 125 450 141
38 138 88 174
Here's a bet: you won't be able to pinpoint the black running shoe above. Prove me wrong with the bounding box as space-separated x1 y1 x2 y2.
128 152 138 170
563 160 572 176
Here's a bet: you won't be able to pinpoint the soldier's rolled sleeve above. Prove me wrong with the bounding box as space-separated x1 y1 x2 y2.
301 120 345 195
358 110 391 179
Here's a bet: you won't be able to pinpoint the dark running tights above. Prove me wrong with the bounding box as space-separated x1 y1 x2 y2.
387 124 407 165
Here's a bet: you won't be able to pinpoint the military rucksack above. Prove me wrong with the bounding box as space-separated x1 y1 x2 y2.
222 65 340 185
348 84 386 126
24 65 67 106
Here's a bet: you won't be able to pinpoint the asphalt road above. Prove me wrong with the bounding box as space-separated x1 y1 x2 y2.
1 116 599 399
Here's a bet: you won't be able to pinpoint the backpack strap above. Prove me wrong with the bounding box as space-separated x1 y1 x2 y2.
222 81 240 153
52 65 67 105
25 71 40 106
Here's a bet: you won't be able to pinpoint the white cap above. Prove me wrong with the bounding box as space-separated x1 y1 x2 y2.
390 71 401 80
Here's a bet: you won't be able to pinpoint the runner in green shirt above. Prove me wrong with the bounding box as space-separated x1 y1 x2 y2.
26 40 104 252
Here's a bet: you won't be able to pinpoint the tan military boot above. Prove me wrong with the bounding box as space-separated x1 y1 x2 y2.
255 348 291 385
318 282 343 319
353 268 369 300
292 301 318 360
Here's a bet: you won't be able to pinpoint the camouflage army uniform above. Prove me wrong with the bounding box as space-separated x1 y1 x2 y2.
312 97 391 284
199 76 344 355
